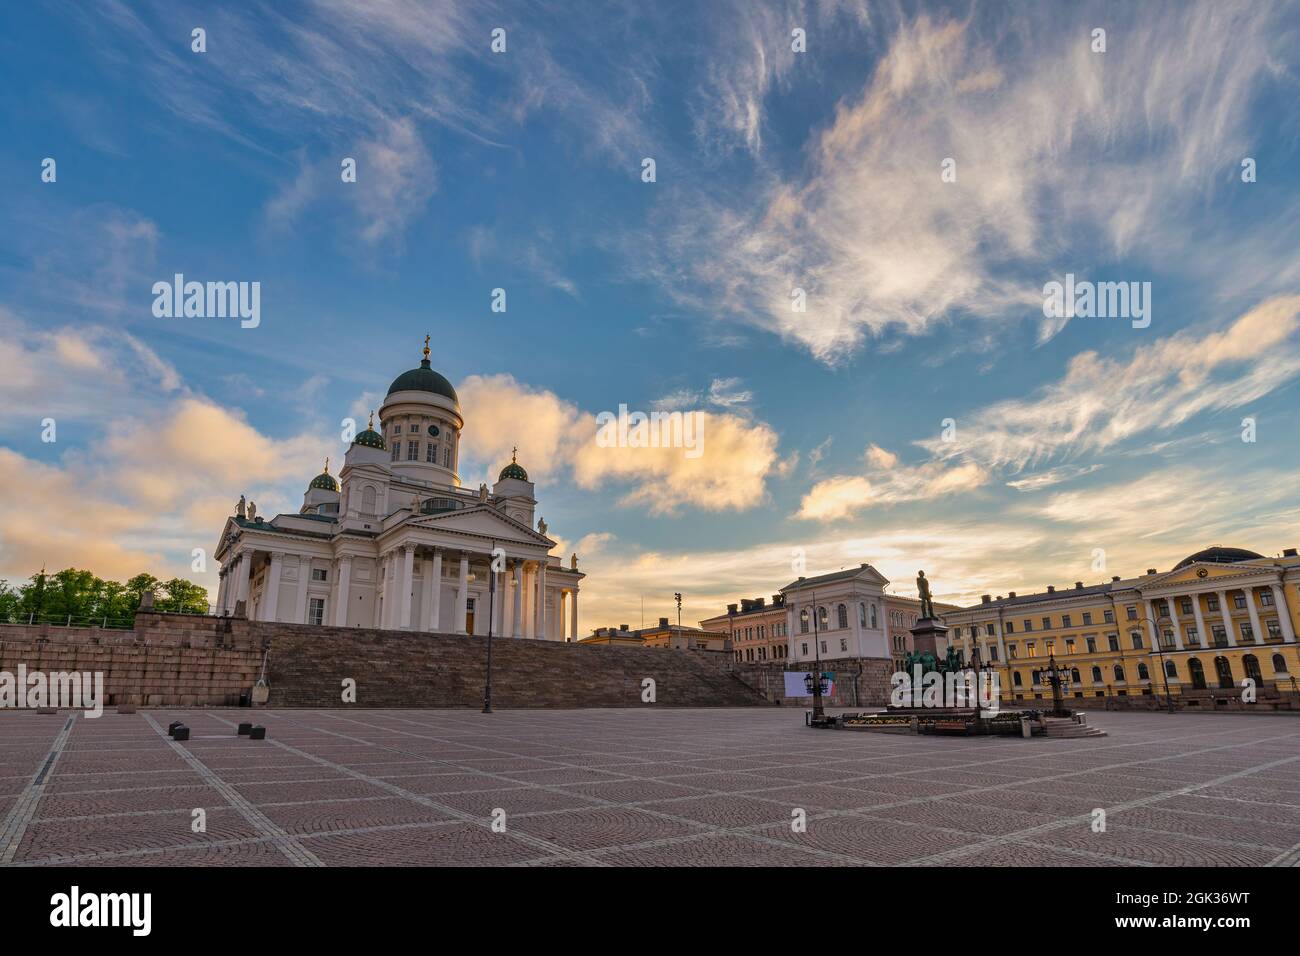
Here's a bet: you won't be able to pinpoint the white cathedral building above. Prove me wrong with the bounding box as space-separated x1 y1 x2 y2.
213 342 584 640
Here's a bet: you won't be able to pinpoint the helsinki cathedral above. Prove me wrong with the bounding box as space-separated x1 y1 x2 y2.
213 340 584 640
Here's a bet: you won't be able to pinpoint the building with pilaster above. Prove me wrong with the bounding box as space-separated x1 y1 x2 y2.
212 343 584 640
943 546 1300 703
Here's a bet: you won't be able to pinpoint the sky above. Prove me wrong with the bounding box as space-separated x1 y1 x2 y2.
1 0 1299 634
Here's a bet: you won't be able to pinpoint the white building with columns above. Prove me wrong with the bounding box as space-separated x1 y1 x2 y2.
781 564 893 664
212 343 584 640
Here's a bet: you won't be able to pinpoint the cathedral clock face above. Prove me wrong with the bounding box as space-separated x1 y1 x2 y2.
1196 568 1209 578
427 424 440 437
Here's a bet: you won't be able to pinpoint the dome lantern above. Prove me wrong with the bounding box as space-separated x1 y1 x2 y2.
498 445 529 482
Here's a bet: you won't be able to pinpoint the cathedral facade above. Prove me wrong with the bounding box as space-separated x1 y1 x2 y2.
213 343 584 640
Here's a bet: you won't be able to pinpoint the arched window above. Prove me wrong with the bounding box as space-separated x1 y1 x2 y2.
1214 656 1233 689
1013 672 1023 686
1273 653 1289 675
859 603 867 627
1188 657 1207 690
1137 662 1150 680
870 604 878 628
1071 668 1081 683
1242 654 1263 684
799 608 809 634
837 604 848 629
1091 666 1102 683
1164 659 1178 679
817 606 828 630
1113 664 1125 682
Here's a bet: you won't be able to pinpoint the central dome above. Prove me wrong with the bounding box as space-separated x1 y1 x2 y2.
1173 546 1264 570
388 357 458 403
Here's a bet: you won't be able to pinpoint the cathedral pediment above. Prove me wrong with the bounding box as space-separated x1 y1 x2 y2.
404 505 553 546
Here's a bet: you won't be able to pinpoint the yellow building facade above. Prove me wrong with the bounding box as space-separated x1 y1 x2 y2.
943 546 1300 706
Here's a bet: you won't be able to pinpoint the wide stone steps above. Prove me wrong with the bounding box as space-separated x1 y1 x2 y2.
1040 717 1107 738
260 624 769 709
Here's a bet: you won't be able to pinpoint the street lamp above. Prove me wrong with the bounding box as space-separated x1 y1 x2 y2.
803 590 826 723
483 544 497 715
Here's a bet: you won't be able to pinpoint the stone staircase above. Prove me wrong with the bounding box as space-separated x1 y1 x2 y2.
1039 715 1107 738
261 623 770 709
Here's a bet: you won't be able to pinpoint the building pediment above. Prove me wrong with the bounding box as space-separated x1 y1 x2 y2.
399 505 553 548
1143 562 1278 591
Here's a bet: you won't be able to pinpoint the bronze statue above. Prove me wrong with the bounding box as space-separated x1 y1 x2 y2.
916 570 935 619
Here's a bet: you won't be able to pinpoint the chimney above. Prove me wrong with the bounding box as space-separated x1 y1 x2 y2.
1008 591 1016 598
981 594 991 604
773 594 784 606
755 597 765 608
620 624 629 631
798 576 806 581
741 599 754 612
727 603 738 614
1112 575 1120 582
1285 548 1298 557
1074 581 1083 589
1146 569 1157 575
1047 585 1055 593
658 617 669 628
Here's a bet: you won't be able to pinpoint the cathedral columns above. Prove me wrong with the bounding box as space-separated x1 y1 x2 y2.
535 561 547 640
234 553 252 612
334 556 352 627
294 557 311 624
570 588 578 643
262 552 284 622
399 544 416 629
422 551 440 631
512 561 524 638
454 553 469 635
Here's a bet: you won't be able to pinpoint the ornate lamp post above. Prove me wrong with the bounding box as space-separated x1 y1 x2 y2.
803 591 827 723
483 543 497 715
1041 654 1072 717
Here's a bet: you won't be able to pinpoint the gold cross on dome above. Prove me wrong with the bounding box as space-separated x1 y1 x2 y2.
512 445 518 462
423 334 431 359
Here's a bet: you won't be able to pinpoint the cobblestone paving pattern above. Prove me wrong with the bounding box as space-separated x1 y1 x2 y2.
1 709 1297 866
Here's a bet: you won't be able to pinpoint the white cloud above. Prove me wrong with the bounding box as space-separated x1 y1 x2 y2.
798 444 988 521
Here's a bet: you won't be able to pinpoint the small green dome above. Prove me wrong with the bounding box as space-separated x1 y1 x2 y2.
352 411 385 450
498 447 528 482
308 458 340 492
309 472 340 492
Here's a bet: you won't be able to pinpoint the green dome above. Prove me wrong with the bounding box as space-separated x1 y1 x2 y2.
353 428 385 450
309 472 340 492
499 462 529 481
388 358 458 403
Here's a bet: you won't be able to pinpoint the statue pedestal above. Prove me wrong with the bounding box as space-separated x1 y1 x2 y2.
909 616 950 657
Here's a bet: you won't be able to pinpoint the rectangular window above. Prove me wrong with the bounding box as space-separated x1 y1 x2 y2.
426 443 437 463
1211 624 1227 646
1180 598 1193 614
1261 591 1274 607
801 643 808 656
820 641 827 654
1267 619 1282 639
1086 636 1097 653
391 443 399 461
1208 596 1220 611
1061 614 1072 627
1103 610 1114 623
1126 606 1138 620
989 646 999 661
1239 622 1254 641
1041 617 1051 630
1023 619 1033 631
1065 638 1075 654
839 639 847 652
1026 642 1037 658
1082 612 1092 625
1234 594 1247 610
311 568 327 582
1004 621 1014 633
1107 634 1120 651
443 447 450 467
1131 631 1144 650
986 624 995 636
308 598 325 626
407 440 419 461
952 626 961 637
1045 640 1055 655
1185 627 1199 646
1008 644 1018 659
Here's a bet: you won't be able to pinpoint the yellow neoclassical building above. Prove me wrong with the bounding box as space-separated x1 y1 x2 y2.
943 546 1300 708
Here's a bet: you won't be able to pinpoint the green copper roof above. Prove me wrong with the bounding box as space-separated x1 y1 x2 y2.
499 462 529 481
388 358 459 402
309 472 340 492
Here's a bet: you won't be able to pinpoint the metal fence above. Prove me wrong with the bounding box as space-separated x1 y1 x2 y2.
0 605 217 630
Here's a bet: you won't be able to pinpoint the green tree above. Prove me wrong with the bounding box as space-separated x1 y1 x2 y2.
124 573 161 611
157 578 210 614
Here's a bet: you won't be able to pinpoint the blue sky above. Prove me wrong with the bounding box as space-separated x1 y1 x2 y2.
2 0 1299 630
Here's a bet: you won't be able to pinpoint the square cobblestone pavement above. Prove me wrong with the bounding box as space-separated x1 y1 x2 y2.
0 708 1296 867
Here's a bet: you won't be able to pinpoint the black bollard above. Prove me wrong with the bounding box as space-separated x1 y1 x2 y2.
172 726 190 742
237 722 253 736
167 721 184 737
248 726 266 740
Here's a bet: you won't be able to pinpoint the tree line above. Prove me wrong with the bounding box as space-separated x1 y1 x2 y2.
0 569 210 626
